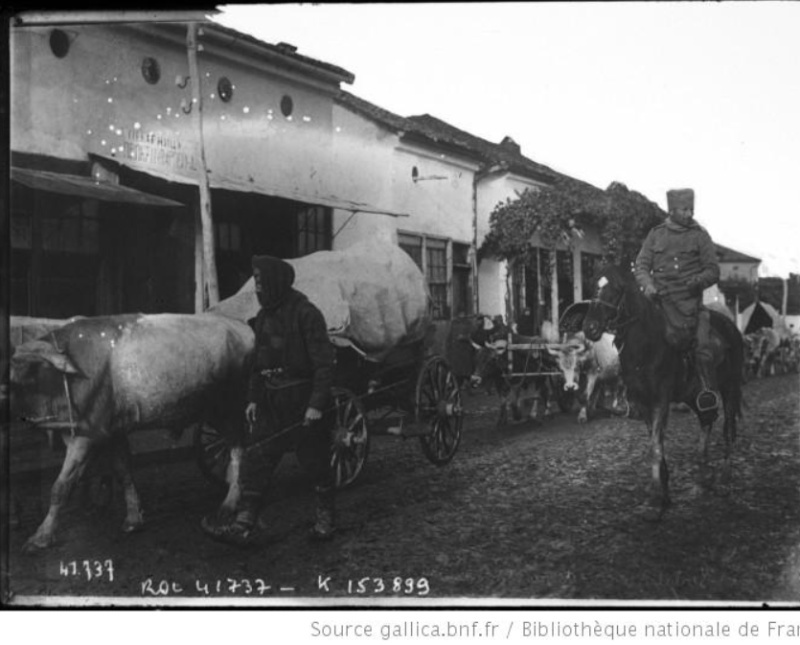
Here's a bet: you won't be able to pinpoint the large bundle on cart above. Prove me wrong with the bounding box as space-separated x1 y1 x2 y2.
211 240 430 361
204 240 462 490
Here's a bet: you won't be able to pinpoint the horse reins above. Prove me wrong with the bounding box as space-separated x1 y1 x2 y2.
591 285 638 338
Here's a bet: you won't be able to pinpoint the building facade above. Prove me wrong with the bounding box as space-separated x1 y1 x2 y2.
10 20 404 318
9 17 618 334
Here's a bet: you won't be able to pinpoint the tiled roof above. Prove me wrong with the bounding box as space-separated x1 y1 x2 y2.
336 91 557 183
335 90 411 133
715 243 761 264
204 20 356 84
406 114 558 182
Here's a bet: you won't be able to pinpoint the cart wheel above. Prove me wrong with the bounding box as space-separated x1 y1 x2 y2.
416 356 463 465
194 422 230 489
330 387 369 489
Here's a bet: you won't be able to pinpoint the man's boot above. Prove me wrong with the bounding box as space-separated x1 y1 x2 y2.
310 484 336 541
201 492 260 546
693 311 719 413
694 349 720 413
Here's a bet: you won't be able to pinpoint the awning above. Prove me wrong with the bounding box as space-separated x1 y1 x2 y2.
91 153 409 217
207 175 410 218
11 167 185 207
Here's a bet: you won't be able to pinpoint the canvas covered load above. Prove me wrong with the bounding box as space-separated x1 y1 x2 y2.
211 240 431 359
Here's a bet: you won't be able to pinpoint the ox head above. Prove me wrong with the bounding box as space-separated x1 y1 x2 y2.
583 266 626 342
9 339 82 426
470 340 508 391
547 335 589 391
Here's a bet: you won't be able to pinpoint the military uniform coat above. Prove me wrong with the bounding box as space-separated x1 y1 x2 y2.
634 218 720 347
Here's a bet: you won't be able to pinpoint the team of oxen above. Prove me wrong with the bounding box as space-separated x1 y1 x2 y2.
5 285 795 552
466 309 630 429
6 303 627 553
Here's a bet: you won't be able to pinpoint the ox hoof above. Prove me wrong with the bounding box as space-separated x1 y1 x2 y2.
216 505 237 523
122 518 144 534
22 536 55 555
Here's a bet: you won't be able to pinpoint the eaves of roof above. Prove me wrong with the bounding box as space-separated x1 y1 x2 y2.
407 114 558 183
128 20 355 87
715 243 761 264
336 92 558 183
205 21 356 84
335 90 410 133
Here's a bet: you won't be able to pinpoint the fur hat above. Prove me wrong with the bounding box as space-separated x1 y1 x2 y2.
666 189 694 213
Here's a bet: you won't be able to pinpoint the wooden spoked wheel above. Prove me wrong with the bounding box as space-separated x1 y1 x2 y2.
415 356 463 465
330 387 369 489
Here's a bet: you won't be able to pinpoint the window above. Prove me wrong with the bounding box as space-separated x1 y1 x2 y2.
214 221 241 252
398 233 473 320
426 238 448 320
10 186 101 317
398 233 423 269
452 242 472 318
296 206 331 256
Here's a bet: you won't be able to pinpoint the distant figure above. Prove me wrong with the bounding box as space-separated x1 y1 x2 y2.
515 306 536 336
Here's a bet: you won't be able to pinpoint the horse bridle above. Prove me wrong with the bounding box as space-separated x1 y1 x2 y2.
590 283 629 334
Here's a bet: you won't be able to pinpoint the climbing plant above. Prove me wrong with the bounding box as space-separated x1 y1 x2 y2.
481 176 666 268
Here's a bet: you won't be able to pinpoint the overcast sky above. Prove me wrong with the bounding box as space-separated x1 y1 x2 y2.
213 2 800 277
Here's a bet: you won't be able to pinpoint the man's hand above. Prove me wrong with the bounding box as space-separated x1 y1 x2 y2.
643 283 659 299
304 407 323 426
245 402 258 428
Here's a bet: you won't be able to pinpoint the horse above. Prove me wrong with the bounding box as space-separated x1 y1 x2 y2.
581 264 744 520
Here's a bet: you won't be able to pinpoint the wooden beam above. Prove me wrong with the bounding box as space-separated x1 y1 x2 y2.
186 22 219 307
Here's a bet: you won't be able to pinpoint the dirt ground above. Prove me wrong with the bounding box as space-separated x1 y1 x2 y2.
3 373 799 606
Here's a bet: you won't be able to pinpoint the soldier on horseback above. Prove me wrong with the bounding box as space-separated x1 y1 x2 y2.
634 188 721 413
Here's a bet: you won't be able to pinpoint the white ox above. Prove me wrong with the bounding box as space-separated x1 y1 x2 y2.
547 331 627 423
9 313 253 553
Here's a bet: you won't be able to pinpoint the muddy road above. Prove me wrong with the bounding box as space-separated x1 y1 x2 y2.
4 373 799 605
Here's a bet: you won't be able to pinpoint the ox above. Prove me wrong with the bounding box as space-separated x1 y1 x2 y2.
9 313 253 553
547 331 629 423
744 327 783 379
471 333 560 429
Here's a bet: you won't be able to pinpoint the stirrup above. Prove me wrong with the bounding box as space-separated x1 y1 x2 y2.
696 389 719 413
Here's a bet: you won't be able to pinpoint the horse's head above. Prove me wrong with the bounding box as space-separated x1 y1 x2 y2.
582 264 628 342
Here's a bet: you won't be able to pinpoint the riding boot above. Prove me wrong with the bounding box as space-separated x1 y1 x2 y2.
694 311 719 413
310 484 336 541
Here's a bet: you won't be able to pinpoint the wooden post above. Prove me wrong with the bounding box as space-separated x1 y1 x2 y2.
535 246 544 332
194 200 205 313
549 248 559 328
186 22 219 308
782 277 789 317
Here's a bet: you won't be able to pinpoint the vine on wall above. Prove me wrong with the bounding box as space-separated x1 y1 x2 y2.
481 176 667 270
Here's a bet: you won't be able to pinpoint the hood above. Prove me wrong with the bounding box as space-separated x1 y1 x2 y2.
252 255 295 310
